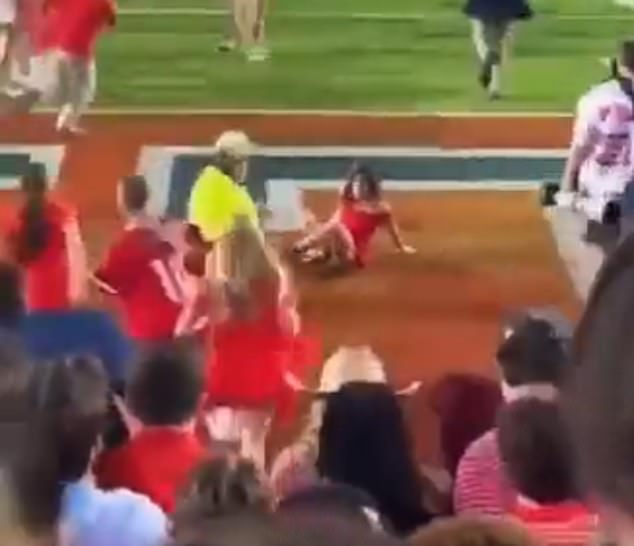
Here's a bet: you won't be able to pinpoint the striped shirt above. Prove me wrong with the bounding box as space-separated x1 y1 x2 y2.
514 500 599 546
454 429 516 516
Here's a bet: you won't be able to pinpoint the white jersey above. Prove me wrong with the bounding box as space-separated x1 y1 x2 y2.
572 79 634 195
0 0 16 24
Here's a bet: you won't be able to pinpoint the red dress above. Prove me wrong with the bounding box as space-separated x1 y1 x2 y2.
7 200 75 311
206 277 317 423
339 199 390 267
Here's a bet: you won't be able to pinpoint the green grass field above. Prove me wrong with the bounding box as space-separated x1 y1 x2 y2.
97 0 634 111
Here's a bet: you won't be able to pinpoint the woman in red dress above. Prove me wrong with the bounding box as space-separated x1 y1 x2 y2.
6 165 87 311
203 216 315 470
293 164 415 268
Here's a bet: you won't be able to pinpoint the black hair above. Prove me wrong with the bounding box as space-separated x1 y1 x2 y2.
619 40 634 74
126 339 204 426
496 312 569 387
316 382 431 536
341 164 382 202
173 456 269 536
11 164 50 265
34 356 109 482
0 332 32 422
0 261 24 328
498 399 578 504
121 175 149 213
566 233 634 517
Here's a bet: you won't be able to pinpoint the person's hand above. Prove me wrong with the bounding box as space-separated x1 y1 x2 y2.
400 245 417 255
555 191 575 208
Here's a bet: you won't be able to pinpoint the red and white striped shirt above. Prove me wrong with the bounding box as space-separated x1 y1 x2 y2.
454 430 517 516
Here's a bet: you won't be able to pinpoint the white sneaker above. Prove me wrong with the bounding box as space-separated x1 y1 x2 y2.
247 46 270 62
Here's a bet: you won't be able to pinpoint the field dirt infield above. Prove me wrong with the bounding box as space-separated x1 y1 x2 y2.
0 112 580 462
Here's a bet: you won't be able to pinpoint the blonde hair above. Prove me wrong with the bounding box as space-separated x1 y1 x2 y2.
213 215 278 319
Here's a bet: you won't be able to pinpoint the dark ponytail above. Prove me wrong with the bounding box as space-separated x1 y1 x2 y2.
12 165 50 265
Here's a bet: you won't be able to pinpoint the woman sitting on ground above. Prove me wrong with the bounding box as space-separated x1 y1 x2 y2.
293 164 415 270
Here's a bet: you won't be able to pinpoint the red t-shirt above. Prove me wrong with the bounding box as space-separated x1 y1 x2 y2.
94 227 185 341
95 428 207 513
7 200 75 311
514 500 599 546
44 0 115 57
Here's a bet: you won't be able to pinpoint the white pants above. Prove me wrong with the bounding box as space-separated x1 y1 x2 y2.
19 50 96 126
205 407 271 470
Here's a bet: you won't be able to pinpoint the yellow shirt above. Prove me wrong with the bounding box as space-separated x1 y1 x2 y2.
187 166 260 242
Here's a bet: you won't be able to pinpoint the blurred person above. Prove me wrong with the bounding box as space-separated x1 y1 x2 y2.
5 164 87 311
293 164 415 270
463 0 532 99
557 41 634 228
34 355 167 546
269 346 419 503
95 340 208 513
317 381 433 536
409 516 538 546
454 308 571 517
498 399 598 546
203 216 316 471
0 0 17 86
277 482 386 533
566 232 634 546
428 373 502 478
39 0 116 134
188 131 261 245
94 175 187 345
218 0 268 61
0 330 32 422
0 422 62 546
172 455 270 542
0 260 133 386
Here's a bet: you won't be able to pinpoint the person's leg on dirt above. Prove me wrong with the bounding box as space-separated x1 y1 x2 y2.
293 216 356 264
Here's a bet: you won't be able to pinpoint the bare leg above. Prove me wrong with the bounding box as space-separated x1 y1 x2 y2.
295 218 355 264
56 55 95 133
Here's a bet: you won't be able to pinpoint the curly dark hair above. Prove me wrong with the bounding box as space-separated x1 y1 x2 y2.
341 164 382 202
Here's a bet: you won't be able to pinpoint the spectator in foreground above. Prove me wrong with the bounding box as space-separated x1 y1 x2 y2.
409 516 538 546
0 331 31 421
454 308 571 516
567 233 634 546
0 260 133 386
498 399 598 546
0 422 61 546
34 355 167 546
95 340 207 513
172 456 270 544
317 381 433 536
428 373 502 478
463 0 533 99
5 164 87 310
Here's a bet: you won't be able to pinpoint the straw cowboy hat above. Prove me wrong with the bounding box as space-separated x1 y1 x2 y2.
285 345 421 397
214 130 254 160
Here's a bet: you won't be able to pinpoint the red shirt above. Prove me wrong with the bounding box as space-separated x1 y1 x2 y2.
44 0 115 57
95 428 207 513
8 200 75 311
514 500 598 546
94 227 185 341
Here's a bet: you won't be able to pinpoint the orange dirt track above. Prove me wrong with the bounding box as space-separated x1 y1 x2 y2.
1 113 581 463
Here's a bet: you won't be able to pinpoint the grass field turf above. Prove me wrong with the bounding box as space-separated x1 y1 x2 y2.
96 0 633 112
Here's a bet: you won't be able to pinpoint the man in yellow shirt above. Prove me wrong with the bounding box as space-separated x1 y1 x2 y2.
188 130 261 243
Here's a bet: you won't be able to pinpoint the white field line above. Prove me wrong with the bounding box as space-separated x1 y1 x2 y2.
30 106 574 117
119 7 634 21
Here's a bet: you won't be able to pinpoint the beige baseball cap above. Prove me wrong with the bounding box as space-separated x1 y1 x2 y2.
214 130 254 159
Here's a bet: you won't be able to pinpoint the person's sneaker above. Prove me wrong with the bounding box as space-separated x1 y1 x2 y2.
217 38 237 52
247 45 270 62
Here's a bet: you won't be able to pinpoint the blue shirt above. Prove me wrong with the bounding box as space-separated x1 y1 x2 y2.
62 479 167 546
16 309 133 384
